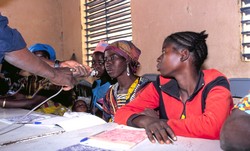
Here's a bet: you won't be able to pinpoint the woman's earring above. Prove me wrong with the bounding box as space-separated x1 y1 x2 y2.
127 65 130 76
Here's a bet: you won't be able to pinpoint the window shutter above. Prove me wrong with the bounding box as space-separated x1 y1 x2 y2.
85 0 132 65
241 0 250 61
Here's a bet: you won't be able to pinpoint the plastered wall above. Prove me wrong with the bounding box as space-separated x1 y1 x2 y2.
60 0 83 62
131 0 250 78
1 0 249 78
0 0 83 62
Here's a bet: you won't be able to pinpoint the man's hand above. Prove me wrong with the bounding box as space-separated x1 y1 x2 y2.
133 115 177 144
60 60 91 77
49 67 77 91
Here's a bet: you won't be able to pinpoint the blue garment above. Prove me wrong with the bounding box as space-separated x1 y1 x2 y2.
29 43 56 61
92 79 111 112
0 15 26 63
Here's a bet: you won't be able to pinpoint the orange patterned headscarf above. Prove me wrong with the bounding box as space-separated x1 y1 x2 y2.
105 40 141 73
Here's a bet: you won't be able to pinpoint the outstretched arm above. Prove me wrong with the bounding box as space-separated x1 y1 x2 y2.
0 95 47 109
5 48 76 90
39 58 91 77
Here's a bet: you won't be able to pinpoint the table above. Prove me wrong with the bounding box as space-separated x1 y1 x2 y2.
0 108 64 146
0 108 222 151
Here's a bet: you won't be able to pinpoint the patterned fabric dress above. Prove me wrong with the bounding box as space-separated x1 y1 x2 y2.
23 75 74 116
103 77 150 122
234 94 250 114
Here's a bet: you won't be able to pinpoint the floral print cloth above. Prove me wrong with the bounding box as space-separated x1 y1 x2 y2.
234 94 250 114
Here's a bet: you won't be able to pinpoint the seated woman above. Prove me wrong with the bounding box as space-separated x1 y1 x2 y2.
90 41 116 117
114 31 233 144
220 94 250 150
0 43 75 116
102 40 150 122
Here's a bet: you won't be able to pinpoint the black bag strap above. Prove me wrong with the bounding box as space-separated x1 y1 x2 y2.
153 76 168 120
201 76 230 113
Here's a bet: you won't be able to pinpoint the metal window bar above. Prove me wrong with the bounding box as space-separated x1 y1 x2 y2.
241 0 250 60
84 0 132 66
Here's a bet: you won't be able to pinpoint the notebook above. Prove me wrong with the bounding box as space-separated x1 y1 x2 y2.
80 125 147 151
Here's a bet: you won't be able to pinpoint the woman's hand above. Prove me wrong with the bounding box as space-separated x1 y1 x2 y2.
133 115 177 144
140 108 159 118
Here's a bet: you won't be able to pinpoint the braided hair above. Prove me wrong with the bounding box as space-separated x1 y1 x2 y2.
163 31 208 70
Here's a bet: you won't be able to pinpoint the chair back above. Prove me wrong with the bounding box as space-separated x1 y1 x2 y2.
142 73 158 82
229 78 250 98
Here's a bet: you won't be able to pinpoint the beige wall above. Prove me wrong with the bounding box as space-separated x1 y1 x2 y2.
131 0 250 78
1 0 249 78
0 0 83 62
60 0 83 62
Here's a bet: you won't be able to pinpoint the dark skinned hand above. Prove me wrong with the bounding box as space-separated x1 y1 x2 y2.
49 67 77 91
140 108 159 118
132 115 177 144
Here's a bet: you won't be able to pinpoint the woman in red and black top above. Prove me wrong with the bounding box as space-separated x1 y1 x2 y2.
115 31 233 144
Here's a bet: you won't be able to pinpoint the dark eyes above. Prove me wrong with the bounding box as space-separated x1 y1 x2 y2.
104 55 121 62
92 61 104 66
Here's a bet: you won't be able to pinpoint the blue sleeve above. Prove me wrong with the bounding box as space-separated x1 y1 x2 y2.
0 15 26 63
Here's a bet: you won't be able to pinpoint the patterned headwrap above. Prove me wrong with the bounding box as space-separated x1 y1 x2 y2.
105 40 141 73
29 43 56 61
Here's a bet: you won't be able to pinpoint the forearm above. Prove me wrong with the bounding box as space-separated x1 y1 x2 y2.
5 48 56 81
129 114 150 128
127 109 160 127
39 57 55 67
40 57 91 77
0 97 43 109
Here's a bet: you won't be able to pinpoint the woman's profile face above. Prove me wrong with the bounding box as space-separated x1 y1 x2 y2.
156 43 182 77
104 49 126 79
92 53 105 77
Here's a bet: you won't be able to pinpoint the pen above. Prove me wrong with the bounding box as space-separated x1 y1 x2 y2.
80 137 89 142
168 137 174 144
34 121 42 124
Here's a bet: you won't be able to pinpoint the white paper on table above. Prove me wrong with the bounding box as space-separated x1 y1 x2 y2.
55 113 106 132
0 113 51 124
0 112 106 131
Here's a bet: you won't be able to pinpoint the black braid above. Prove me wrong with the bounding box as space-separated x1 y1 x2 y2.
163 31 208 70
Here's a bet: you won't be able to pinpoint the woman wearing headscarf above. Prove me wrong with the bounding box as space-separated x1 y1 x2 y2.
102 40 150 122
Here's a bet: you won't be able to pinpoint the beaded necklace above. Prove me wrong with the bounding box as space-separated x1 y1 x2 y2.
110 77 140 113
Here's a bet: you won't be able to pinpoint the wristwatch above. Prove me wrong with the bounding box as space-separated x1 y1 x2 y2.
54 60 61 68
